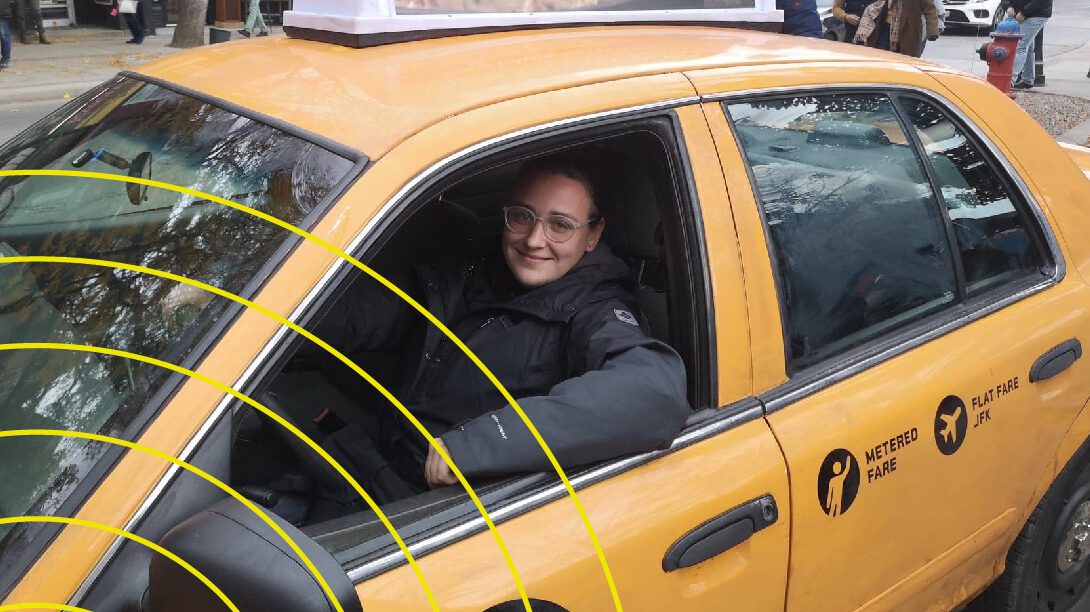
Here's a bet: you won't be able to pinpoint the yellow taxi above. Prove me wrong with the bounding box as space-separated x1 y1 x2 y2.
3 2 1090 611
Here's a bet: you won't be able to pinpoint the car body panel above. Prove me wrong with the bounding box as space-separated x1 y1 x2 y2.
1060 142 1090 180
357 419 790 610
697 64 1090 610
132 27 913 159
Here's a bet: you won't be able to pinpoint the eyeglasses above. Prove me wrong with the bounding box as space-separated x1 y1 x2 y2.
502 205 598 244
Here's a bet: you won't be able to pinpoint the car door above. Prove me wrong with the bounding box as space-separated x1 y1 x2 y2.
332 96 793 609
700 75 1090 610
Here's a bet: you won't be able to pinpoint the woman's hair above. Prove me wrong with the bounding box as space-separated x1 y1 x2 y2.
513 154 601 220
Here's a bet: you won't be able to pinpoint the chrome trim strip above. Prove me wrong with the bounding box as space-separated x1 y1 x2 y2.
704 83 1065 409
346 401 765 581
763 279 1053 411
70 94 700 601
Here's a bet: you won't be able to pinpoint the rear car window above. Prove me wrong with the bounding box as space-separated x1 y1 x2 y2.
726 93 957 371
0 76 354 573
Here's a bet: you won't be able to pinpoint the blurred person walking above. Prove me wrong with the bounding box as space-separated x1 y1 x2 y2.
14 0 47 44
238 0 268 38
917 0 944 55
114 0 144 43
778 0 823 38
833 0 869 43
1008 0 1051 89
0 0 10 68
853 0 937 54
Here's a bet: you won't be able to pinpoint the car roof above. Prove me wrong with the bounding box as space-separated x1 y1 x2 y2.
135 26 923 158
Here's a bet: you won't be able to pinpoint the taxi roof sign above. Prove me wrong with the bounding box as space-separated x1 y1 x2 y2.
283 0 783 48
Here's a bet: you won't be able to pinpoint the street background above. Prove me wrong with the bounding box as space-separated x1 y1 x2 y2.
0 1 1088 145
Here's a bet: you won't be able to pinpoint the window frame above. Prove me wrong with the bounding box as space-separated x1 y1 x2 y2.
716 85 1064 412
1 72 369 603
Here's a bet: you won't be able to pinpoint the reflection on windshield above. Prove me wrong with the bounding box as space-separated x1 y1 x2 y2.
0 76 355 569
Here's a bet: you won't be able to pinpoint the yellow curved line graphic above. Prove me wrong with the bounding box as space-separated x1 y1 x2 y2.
0 430 342 612
0 604 93 612
2 169 622 610
0 517 238 612
0 255 520 609
0 342 436 611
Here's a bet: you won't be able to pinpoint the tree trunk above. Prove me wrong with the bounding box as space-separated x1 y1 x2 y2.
170 0 208 48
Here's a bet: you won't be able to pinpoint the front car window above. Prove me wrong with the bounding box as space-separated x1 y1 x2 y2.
726 93 957 370
0 76 355 575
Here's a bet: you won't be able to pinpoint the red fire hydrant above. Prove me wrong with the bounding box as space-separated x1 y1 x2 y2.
984 18 1023 98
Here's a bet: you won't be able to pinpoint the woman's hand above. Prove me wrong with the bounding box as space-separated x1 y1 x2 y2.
425 438 458 489
846 14 861 25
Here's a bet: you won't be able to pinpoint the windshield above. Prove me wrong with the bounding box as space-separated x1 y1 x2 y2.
0 76 355 573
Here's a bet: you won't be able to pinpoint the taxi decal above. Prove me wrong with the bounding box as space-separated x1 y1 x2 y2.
971 376 1021 430
818 449 860 517
935 395 968 456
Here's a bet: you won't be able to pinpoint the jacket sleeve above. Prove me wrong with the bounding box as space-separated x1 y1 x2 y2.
921 0 940 37
1020 0 1047 17
832 0 849 22
442 298 690 477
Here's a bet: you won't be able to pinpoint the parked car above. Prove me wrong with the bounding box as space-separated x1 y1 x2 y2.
4 5 1090 611
943 0 1007 30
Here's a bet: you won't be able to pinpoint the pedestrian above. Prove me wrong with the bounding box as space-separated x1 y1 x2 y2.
895 0 940 57
917 0 944 56
1 0 11 69
853 0 937 54
237 0 268 38
1008 0 1051 90
832 0 869 43
777 0 823 38
14 0 47 45
114 0 144 44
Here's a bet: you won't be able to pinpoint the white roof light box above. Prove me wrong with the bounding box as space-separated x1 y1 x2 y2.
283 0 784 48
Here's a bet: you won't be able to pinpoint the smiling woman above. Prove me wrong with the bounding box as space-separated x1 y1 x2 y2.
0 75 356 593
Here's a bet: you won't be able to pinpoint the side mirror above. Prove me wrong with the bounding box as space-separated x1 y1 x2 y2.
145 498 362 612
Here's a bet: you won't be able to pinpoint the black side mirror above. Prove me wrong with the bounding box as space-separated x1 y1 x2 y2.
145 498 362 612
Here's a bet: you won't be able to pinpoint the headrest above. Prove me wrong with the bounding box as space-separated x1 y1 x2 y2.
598 159 663 261
807 120 891 148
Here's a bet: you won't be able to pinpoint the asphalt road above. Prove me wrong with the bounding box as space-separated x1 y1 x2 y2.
0 99 63 146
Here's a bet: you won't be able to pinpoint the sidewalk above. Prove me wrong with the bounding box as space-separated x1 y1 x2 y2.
0 25 281 105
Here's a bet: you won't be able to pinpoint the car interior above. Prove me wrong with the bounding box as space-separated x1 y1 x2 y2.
225 128 704 558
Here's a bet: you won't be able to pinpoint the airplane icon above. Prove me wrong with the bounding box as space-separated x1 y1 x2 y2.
939 406 962 445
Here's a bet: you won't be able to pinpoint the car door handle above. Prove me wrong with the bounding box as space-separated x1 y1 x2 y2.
1030 339 1082 383
662 494 778 572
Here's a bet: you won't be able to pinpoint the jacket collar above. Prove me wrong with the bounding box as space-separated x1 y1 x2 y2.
487 243 630 322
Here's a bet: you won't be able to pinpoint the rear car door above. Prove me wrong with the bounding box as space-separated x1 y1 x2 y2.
699 78 1090 610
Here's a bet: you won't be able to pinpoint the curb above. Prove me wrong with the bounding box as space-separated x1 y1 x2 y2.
0 80 108 105
1060 115 1090 147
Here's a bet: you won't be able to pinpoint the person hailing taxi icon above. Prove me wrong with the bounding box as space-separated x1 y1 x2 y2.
825 456 852 517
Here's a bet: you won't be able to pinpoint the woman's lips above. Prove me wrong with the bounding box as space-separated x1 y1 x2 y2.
518 250 550 265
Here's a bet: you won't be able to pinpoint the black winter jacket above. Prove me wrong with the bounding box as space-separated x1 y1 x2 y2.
1010 0 1051 18
319 244 690 478
0 0 11 20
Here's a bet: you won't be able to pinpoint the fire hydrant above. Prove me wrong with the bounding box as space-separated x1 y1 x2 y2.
979 17 1022 98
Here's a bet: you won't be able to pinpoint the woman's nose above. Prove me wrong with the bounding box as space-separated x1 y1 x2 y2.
524 219 548 247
